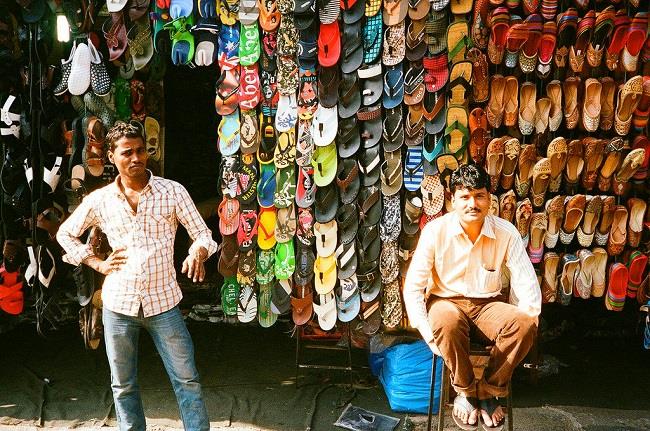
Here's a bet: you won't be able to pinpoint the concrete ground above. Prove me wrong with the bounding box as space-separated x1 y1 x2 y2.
1 305 649 431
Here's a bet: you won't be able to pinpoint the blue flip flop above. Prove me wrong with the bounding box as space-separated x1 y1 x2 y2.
170 0 194 19
257 161 276 208
404 145 424 191
218 23 240 70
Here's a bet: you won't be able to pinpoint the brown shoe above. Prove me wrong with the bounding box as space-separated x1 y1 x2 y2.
599 77 616 131
582 78 602 132
504 75 519 127
563 139 584 194
563 76 581 130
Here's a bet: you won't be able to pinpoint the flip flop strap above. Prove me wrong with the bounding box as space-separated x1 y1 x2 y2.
381 159 401 185
448 34 472 60
359 152 380 174
336 163 359 190
359 225 379 254
336 242 355 267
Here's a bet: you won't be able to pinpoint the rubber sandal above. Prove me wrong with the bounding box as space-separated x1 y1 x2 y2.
258 206 277 250
275 204 297 243
237 208 258 251
221 276 240 316
257 160 276 208
274 165 296 209
215 68 240 116
258 282 278 327
479 398 504 431
452 395 479 431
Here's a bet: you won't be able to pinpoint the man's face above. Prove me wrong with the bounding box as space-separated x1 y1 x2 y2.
451 186 490 225
108 136 148 178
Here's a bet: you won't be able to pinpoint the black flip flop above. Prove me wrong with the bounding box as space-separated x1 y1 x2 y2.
338 72 362 118
336 203 359 245
293 244 315 286
337 116 361 158
336 241 357 279
314 183 339 223
357 184 382 227
341 20 364 73
358 144 381 186
318 65 340 108
479 398 505 431
336 159 360 205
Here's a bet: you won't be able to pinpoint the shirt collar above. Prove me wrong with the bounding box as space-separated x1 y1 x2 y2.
449 212 496 240
112 170 156 198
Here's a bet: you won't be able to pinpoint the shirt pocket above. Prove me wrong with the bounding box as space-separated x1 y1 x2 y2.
477 265 501 294
147 208 175 235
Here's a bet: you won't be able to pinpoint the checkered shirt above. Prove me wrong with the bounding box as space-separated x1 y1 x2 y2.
56 173 218 317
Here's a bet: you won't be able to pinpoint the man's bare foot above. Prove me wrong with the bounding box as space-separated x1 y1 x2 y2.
452 395 478 430
479 398 505 429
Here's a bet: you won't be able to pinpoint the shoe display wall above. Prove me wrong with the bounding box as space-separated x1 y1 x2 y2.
14 0 650 345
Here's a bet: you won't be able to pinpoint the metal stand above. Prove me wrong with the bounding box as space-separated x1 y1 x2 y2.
295 324 354 388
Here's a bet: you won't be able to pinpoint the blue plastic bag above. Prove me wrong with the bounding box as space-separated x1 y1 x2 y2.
378 340 443 414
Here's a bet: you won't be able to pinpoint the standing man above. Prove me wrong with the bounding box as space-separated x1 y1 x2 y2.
57 122 218 431
403 164 541 431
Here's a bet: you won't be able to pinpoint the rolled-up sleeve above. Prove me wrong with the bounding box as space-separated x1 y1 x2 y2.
56 194 98 266
175 185 218 258
505 234 542 318
403 223 436 344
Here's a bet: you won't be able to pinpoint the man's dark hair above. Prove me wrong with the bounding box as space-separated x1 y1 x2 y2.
449 164 490 194
106 121 144 152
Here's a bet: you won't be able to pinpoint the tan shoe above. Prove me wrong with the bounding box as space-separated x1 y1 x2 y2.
500 137 520 190
614 75 643 136
534 97 551 134
599 77 616 131
546 137 567 192
546 80 563 132
514 144 537 198
485 137 505 193
563 76 581 130
544 195 565 249
612 148 646 195
503 75 519 127
577 195 602 247
530 157 551 208
595 195 615 246
627 197 646 248
487 74 506 128
541 252 560 303
498 190 516 223
607 205 628 256
591 247 608 298
580 137 605 191
596 138 624 192
518 81 536 135
560 194 586 245
582 78 602 132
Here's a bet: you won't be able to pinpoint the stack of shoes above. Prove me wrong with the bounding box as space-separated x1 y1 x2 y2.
197 0 650 329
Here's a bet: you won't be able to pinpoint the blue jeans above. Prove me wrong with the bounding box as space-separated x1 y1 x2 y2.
103 306 210 431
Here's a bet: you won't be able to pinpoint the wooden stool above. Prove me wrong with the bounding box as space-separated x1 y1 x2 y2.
426 345 513 431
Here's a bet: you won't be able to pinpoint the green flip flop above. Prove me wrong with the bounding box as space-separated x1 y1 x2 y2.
257 282 278 328
114 77 132 122
274 165 296 209
240 22 261 66
311 142 338 187
256 249 275 284
274 240 295 280
221 276 240 316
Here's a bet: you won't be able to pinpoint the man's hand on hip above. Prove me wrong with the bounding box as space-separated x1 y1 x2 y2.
182 247 207 283
84 248 128 275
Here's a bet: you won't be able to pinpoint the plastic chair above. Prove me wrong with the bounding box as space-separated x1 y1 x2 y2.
426 344 513 431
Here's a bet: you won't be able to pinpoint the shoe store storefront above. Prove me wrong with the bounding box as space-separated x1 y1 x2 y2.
1 0 650 409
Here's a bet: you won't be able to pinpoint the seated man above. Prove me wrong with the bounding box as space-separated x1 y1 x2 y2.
403 164 540 430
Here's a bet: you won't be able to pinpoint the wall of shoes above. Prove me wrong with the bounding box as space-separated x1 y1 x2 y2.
4 0 650 342
156 0 650 333
0 1 165 337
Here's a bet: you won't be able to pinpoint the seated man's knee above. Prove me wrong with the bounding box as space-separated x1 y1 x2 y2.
428 301 468 338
